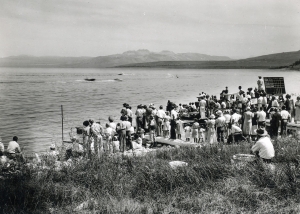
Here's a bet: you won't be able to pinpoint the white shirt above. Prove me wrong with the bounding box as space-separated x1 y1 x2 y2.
280 110 290 120
127 109 133 118
91 123 103 136
257 110 266 122
105 127 113 136
0 142 4 153
231 125 242 134
231 113 241 124
262 97 267 105
157 109 166 118
199 100 206 107
215 116 226 127
7 141 21 154
271 100 279 107
251 136 275 159
171 109 178 120
224 114 231 123
257 96 263 104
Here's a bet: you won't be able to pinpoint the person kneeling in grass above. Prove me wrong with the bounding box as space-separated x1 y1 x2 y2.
251 128 274 163
227 123 247 144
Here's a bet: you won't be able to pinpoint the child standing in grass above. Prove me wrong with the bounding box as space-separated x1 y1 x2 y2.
192 118 199 143
176 117 183 139
163 113 170 138
149 116 156 146
184 124 191 141
112 135 120 153
198 124 206 143
104 123 113 153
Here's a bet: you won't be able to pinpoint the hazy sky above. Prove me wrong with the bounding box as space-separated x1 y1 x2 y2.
0 0 299 59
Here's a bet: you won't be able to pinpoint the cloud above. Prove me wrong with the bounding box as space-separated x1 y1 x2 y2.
0 0 299 58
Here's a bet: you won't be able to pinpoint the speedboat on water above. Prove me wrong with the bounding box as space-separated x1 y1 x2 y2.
118 73 124 75
114 78 123 81
84 78 96 81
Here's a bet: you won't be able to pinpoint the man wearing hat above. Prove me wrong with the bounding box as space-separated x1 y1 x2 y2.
251 128 274 163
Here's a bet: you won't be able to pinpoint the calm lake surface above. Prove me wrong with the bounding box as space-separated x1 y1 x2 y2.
0 67 299 153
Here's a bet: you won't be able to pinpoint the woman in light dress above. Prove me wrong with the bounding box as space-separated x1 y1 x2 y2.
295 96 300 124
243 107 254 138
206 114 217 144
191 118 199 143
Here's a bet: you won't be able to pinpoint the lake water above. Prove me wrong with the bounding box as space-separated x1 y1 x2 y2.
0 67 299 153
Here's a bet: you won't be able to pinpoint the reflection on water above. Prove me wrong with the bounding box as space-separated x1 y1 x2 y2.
0 67 299 152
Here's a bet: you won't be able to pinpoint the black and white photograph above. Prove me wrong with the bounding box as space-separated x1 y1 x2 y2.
0 0 300 213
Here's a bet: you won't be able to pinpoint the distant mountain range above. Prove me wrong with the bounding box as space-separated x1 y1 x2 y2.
117 50 300 70
0 49 230 68
0 49 299 69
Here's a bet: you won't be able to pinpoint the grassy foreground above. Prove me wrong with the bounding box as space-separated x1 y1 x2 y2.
1 137 300 213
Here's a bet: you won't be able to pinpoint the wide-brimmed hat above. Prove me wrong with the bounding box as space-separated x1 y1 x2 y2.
216 110 222 116
254 128 268 136
209 114 215 119
50 144 56 150
246 107 251 111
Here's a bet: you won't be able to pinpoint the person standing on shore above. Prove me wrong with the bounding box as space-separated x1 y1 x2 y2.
243 107 254 141
215 110 226 144
163 112 171 138
280 105 291 136
191 118 199 143
108 116 116 136
126 106 133 125
257 76 264 91
156 105 166 136
118 116 127 153
295 96 300 124
270 108 281 138
199 96 207 119
206 114 217 144
82 121 91 157
135 105 144 132
90 119 103 156
0 137 4 156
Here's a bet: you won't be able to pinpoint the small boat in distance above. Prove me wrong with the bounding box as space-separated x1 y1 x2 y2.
118 73 124 75
84 78 96 81
114 78 123 81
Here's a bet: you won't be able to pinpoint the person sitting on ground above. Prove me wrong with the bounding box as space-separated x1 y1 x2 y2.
132 134 143 150
7 136 25 162
137 127 145 139
251 128 275 163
